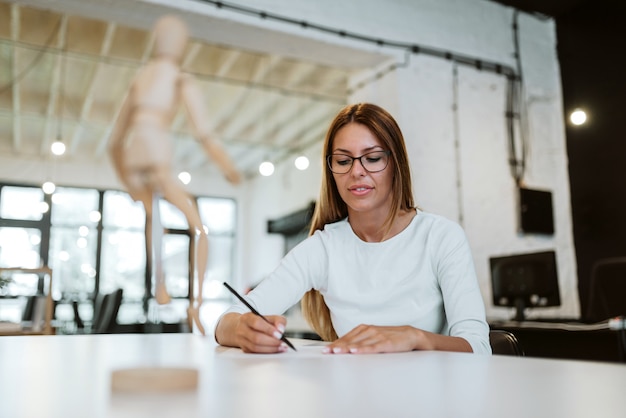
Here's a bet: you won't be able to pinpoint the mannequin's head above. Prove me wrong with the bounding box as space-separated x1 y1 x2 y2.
153 15 188 62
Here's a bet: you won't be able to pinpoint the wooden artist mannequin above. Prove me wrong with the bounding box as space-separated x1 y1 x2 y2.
109 15 241 335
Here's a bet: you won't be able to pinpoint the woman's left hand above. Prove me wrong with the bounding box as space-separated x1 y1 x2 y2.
322 324 427 354
322 324 473 354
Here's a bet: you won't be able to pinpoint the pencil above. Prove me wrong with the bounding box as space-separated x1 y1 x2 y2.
223 282 297 351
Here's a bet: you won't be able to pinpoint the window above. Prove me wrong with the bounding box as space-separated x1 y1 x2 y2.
0 184 48 269
48 187 100 299
198 197 237 300
0 227 42 268
0 186 45 221
0 183 237 329
100 191 146 299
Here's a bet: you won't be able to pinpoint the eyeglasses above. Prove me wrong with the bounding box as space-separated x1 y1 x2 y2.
326 150 391 174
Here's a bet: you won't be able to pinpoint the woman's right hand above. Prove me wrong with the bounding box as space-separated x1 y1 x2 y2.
216 312 288 353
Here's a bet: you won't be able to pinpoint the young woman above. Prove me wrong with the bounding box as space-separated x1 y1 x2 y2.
215 103 491 354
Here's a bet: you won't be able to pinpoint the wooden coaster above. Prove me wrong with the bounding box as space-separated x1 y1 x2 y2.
111 367 199 392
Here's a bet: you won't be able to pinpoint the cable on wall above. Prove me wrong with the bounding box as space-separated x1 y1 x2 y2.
506 10 528 186
347 49 412 96
194 0 518 79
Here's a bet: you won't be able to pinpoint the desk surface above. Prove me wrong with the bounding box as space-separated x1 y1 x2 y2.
0 334 625 418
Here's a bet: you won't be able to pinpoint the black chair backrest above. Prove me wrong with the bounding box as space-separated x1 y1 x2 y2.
489 330 524 356
72 300 85 329
92 289 123 334
586 257 626 322
22 295 52 329
21 295 36 321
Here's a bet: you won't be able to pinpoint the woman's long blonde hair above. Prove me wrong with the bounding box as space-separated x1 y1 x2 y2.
301 103 415 341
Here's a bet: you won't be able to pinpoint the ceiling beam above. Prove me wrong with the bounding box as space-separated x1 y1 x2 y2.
223 63 319 142
215 49 240 77
270 101 334 149
238 109 333 179
282 62 319 89
213 54 282 137
232 100 333 172
11 3 21 153
69 21 117 156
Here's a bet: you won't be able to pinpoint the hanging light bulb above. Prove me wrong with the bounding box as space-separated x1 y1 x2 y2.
294 155 309 170
178 171 191 185
89 210 102 223
42 181 56 194
52 46 67 156
39 201 50 214
259 160 275 176
569 108 587 126
51 137 66 156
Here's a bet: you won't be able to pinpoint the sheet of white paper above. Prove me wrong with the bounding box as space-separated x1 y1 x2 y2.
216 338 328 358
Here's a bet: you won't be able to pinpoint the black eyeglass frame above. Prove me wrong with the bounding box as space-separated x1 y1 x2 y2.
326 150 391 174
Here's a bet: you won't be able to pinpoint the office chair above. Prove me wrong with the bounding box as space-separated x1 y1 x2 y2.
22 295 56 331
91 288 123 334
585 257 626 322
21 295 36 322
71 300 85 330
489 330 525 356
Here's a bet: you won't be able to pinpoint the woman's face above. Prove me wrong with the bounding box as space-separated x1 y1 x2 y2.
330 122 394 217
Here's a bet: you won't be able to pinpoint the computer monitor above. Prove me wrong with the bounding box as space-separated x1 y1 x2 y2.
490 250 561 321
519 187 555 235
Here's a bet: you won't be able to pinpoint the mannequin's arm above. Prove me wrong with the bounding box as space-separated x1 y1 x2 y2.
180 74 241 184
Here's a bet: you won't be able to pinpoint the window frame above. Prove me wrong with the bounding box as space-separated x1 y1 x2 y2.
0 182 237 326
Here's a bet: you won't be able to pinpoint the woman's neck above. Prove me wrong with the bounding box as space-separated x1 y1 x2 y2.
348 207 416 242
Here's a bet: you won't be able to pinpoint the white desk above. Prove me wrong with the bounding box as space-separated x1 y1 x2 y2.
0 334 624 418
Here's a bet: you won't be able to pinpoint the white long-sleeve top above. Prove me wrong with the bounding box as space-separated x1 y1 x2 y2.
224 211 492 354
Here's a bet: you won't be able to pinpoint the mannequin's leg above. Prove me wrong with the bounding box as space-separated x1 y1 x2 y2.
190 228 207 335
186 231 196 332
125 180 169 312
152 193 170 305
158 175 207 335
144 210 152 301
